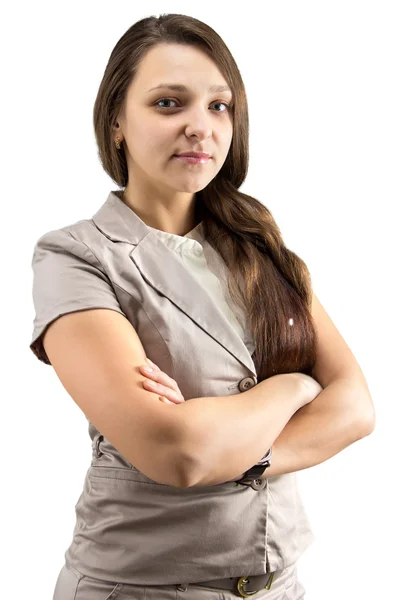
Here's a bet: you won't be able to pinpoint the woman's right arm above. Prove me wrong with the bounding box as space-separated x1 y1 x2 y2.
175 373 322 487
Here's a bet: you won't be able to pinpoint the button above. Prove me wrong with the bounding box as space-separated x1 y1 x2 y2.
251 478 267 491
238 377 256 392
94 434 104 458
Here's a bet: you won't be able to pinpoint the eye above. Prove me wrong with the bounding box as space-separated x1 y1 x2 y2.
154 98 232 112
212 101 232 112
155 98 178 109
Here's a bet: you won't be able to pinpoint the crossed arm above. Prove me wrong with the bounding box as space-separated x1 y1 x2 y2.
222 291 377 485
223 377 375 485
140 363 375 486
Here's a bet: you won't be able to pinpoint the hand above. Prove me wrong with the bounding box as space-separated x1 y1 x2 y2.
293 373 324 406
260 372 323 411
139 358 185 405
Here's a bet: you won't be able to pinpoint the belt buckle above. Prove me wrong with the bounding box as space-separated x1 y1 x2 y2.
237 572 275 597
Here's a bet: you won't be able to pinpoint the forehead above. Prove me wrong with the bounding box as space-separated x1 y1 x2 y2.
130 43 231 94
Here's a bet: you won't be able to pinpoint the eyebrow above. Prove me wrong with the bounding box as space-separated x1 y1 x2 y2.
147 83 232 94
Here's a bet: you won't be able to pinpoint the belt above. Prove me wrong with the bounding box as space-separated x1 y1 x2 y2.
177 570 283 597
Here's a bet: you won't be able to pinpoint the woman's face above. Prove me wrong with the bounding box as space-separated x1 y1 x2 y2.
114 43 234 198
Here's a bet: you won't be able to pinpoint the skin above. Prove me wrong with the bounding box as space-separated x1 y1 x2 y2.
139 358 185 404
113 42 234 236
114 43 233 399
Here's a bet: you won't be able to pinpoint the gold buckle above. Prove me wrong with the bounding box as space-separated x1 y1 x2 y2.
237 572 275 597
265 572 275 590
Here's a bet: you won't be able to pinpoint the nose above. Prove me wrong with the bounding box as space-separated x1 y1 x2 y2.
183 107 213 140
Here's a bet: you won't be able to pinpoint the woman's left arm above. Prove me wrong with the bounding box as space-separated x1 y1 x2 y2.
227 377 376 482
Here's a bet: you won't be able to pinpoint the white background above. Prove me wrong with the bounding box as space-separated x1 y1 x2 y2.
2 1 399 598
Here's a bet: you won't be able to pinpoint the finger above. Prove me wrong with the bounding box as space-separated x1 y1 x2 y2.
159 396 174 405
146 358 160 370
142 378 184 403
140 365 181 394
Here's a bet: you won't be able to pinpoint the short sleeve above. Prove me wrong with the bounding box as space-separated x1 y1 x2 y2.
29 228 127 365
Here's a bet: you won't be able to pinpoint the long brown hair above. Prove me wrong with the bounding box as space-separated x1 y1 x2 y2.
93 13 317 382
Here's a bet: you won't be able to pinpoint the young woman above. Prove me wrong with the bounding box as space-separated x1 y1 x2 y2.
30 13 375 600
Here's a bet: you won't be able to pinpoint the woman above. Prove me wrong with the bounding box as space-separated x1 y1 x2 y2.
30 13 374 600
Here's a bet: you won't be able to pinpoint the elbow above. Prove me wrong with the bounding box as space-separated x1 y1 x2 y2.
166 400 206 488
179 447 209 489
159 441 201 488
161 417 203 489
140 443 197 489
360 413 376 437
129 409 200 488
174 423 204 488
349 386 376 439
178 441 212 488
175 451 203 488
359 397 377 438
354 409 376 440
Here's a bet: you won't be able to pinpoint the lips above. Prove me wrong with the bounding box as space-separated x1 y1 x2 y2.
175 152 211 159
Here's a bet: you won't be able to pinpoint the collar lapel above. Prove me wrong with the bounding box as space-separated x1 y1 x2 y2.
92 191 256 378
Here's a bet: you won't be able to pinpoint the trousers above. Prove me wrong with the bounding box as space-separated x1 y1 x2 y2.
53 562 306 599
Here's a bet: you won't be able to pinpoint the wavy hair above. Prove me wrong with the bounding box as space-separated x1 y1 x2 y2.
93 13 317 382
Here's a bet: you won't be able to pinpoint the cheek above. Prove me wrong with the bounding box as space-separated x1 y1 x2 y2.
140 121 175 155
222 123 233 145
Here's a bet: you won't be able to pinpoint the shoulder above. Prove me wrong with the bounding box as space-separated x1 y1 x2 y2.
32 220 102 267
